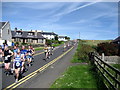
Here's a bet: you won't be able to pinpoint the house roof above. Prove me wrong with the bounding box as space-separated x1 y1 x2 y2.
0 22 6 29
58 36 66 38
41 32 57 35
112 36 120 43
11 31 45 39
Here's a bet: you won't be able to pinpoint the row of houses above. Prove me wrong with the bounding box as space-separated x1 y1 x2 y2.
0 21 68 46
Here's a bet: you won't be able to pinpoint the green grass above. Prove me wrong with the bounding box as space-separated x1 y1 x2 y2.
71 53 87 63
53 42 64 47
81 40 112 46
34 47 44 51
51 65 97 88
71 41 94 63
112 64 120 70
52 43 61 47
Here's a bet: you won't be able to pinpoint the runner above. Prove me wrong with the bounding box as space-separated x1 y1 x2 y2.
48 45 51 59
51 45 54 55
11 46 18 74
3 46 13 76
20 45 27 73
63 43 66 52
26 46 33 67
0 47 3 63
30 46 35 60
14 49 23 83
44 45 49 60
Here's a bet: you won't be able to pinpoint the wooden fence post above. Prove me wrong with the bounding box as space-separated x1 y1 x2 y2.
102 53 105 61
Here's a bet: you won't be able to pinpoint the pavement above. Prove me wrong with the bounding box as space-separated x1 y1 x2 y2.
1 42 77 89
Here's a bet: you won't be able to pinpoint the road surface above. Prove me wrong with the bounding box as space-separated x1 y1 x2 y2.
1 42 77 89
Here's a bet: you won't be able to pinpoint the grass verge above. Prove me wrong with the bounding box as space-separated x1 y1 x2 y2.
51 65 98 88
34 47 44 51
53 42 64 47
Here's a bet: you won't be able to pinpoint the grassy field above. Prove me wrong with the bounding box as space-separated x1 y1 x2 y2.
51 65 98 88
81 40 112 46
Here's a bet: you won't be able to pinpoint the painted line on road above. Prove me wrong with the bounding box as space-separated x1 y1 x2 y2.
4 46 74 89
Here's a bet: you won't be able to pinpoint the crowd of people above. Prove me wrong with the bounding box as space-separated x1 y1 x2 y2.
0 41 74 83
0 43 35 83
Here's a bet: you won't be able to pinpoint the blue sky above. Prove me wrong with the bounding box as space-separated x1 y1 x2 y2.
2 2 118 40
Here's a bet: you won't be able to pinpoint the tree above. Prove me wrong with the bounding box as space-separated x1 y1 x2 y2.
65 36 70 40
55 35 58 40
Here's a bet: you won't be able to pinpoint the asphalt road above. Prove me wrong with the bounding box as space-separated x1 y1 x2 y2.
19 43 78 88
1 42 77 89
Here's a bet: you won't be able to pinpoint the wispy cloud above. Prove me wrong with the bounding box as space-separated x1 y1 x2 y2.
2 2 118 40
54 0 102 17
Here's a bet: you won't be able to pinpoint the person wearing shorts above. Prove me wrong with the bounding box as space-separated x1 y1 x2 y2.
30 46 35 60
3 46 13 76
0 47 3 63
63 43 66 52
11 46 18 73
26 46 32 67
51 46 54 55
44 45 49 60
47 45 51 59
20 46 27 73
14 49 23 83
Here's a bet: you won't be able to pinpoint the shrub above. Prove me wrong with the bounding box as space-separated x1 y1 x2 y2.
77 43 94 61
97 42 118 56
15 42 19 46
21 43 28 45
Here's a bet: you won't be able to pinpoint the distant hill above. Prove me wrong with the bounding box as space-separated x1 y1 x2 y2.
81 40 112 46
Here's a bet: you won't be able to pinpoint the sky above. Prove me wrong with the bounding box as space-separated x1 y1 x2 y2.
2 1 119 40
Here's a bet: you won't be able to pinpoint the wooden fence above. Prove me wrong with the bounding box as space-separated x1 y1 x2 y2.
89 52 120 90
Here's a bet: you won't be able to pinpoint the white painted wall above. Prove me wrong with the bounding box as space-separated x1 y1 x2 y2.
58 37 67 41
0 22 12 46
42 34 55 40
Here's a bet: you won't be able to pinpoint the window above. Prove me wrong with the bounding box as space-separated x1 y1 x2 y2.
8 29 10 34
16 32 22 35
15 38 21 42
28 33 33 36
27 39 33 43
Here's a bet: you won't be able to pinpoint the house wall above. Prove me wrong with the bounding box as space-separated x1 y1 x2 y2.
58 38 67 41
2 22 12 41
42 34 55 40
1 22 12 46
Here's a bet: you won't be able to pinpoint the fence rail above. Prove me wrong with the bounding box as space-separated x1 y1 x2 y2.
89 52 120 90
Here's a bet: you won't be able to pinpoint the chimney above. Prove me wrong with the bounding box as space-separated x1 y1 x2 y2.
20 29 22 31
35 30 37 36
15 27 17 31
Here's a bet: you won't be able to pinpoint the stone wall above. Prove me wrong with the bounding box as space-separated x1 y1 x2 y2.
100 56 120 64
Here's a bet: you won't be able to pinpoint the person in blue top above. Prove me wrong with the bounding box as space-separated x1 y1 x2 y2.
20 46 27 73
26 46 33 67
11 46 18 74
14 49 24 83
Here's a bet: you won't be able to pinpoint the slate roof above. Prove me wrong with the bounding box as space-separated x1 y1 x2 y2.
112 36 120 43
58 36 66 38
0 22 6 29
41 32 57 35
11 31 45 39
